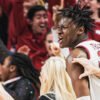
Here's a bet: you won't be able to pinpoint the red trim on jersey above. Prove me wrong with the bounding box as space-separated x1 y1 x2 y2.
77 45 90 59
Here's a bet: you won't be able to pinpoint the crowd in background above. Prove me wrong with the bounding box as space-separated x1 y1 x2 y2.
0 0 100 100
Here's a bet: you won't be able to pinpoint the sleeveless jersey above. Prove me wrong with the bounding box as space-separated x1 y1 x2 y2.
76 40 100 100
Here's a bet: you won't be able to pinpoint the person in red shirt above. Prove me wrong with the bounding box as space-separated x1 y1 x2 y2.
16 5 49 71
78 0 100 42
87 0 100 42
0 0 53 49
0 0 27 48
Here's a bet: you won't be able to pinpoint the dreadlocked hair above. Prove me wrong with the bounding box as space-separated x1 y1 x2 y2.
9 52 40 90
58 4 95 34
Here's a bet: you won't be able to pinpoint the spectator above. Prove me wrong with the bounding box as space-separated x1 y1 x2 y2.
16 5 49 71
44 30 53 56
39 57 76 100
77 0 100 42
0 52 39 100
87 0 100 42
0 0 27 49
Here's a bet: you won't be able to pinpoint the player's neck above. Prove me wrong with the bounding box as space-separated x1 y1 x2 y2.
71 34 88 49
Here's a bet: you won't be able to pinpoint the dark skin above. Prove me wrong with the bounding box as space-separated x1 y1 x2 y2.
57 17 90 97
0 56 18 82
0 56 36 100
66 48 89 97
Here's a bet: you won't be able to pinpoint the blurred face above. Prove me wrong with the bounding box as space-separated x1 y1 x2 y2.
57 18 79 48
87 0 100 12
0 57 11 81
31 10 48 34
45 33 53 55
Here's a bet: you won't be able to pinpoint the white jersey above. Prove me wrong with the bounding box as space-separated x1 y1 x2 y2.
76 40 100 100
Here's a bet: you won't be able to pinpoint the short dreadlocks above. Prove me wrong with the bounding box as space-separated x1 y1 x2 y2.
58 4 95 34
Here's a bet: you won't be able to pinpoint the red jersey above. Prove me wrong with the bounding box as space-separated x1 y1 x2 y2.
16 29 48 71
0 0 28 49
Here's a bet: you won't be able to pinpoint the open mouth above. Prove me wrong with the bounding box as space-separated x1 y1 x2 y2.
58 37 63 45
40 24 47 29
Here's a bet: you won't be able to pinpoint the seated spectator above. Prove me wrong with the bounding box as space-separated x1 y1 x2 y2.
0 52 39 100
39 57 76 100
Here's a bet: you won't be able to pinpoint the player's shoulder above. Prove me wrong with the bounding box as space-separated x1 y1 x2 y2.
70 48 87 59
